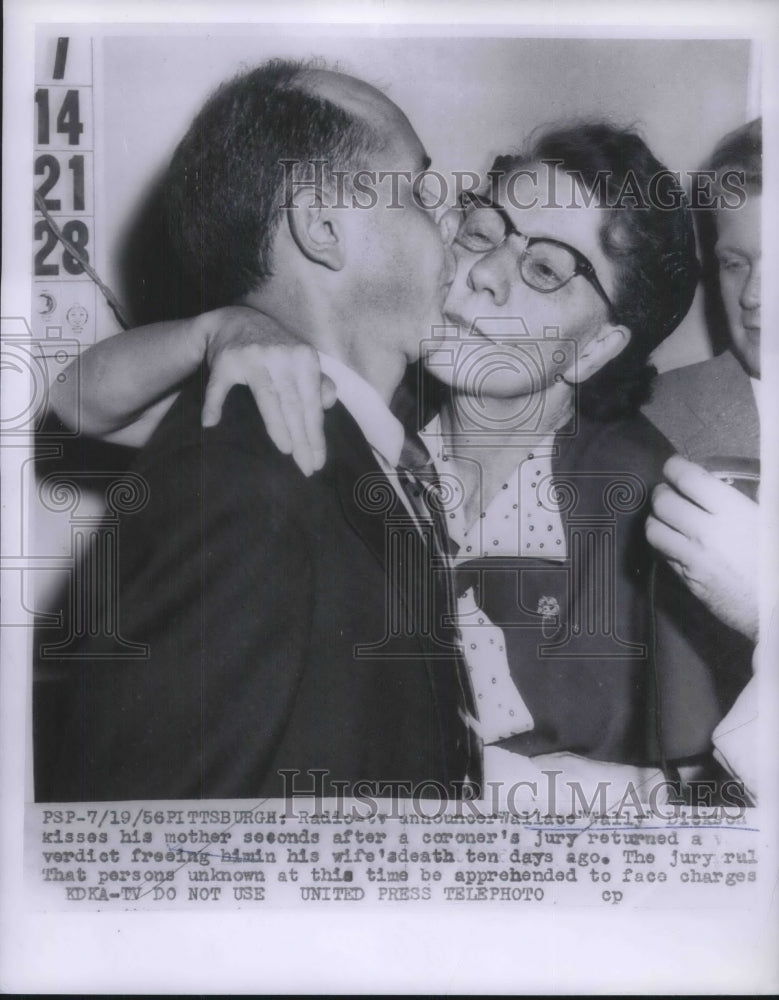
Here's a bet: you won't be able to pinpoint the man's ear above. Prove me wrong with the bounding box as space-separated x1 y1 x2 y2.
285 187 345 271
564 323 632 384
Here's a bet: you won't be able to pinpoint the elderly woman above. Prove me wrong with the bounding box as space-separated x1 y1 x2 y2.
48 121 726 800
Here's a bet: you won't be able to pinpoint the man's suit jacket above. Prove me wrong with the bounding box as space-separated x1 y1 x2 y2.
642 350 759 463
34 378 472 801
642 349 758 751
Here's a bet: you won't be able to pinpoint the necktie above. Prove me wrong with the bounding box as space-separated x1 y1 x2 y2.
396 432 483 790
397 433 457 593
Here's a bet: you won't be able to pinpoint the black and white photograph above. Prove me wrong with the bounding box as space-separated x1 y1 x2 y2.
2 0 778 993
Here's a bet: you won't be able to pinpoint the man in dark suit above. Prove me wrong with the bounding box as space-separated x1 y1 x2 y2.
34 61 479 801
642 347 758 465
645 119 764 794
642 126 761 466
645 118 761 642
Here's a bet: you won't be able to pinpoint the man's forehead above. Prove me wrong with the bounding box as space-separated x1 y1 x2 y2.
716 194 762 246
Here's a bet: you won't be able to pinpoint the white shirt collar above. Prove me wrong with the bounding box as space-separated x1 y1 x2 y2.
317 352 405 467
749 375 760 412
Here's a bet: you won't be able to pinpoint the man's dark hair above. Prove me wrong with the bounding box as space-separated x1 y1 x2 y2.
707 117 762 194
165 59 381 311
493 122 700 420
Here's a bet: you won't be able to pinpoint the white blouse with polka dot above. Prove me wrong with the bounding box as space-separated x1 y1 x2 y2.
413 417 666 800
421 416 566 745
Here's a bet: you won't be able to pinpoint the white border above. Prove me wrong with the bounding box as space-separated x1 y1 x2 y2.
3 0 779 993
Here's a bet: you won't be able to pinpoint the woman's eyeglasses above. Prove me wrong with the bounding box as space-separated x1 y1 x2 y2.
455 192 616 315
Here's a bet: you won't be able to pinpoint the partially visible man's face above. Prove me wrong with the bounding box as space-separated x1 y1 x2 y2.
359 114 455 363
716 193 761 378
306 71 454 362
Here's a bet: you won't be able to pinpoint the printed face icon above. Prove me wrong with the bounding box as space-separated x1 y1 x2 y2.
66 304 88 328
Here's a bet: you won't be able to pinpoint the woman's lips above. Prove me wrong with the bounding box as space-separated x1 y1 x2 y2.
443 312 496 343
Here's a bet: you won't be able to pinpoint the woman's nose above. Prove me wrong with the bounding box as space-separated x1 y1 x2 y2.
466 249 512 307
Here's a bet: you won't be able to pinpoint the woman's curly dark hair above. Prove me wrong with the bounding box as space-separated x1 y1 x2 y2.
492 122 700 420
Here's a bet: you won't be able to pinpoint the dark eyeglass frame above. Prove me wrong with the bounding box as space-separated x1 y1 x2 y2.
456 191 616 317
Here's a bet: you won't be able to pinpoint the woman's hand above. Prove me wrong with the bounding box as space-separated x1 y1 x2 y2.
195 306 336 476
